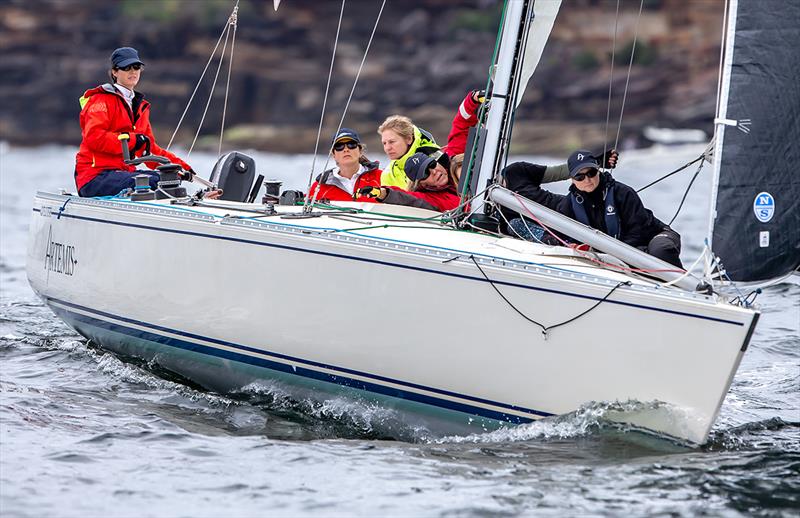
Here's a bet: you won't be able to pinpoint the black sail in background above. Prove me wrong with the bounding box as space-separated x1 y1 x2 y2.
710 0 800 282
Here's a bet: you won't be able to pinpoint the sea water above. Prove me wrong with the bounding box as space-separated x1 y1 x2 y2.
1 144 798 517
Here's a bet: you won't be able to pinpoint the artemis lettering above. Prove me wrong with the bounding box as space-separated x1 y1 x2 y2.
44 228 77 276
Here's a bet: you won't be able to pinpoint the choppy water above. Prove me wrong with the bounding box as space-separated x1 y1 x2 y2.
1 145 798 517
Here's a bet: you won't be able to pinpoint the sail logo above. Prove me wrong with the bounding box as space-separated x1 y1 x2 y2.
44 227 77 276
753 192 775 223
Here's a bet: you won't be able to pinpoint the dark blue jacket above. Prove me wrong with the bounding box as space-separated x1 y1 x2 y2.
502 162 671 248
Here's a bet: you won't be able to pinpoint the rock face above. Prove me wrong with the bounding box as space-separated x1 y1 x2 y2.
0 0 723 156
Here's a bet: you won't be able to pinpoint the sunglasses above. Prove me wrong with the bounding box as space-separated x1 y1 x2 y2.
419 161 438 181
116 64 142 71
573 169 598 182
333 141 359 152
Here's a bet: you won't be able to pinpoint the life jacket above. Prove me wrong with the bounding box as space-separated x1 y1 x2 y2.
569 182 620 239
381 126 440 189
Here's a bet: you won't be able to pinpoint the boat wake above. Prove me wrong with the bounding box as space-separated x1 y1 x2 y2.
439 400 696 445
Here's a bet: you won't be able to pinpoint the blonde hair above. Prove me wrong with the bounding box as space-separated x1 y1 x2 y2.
450 153 464 186
377 115 415 143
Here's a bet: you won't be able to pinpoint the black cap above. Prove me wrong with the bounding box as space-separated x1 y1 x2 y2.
111 47 144 68
332 127 361 145
404 152 437 182
567 149 599 177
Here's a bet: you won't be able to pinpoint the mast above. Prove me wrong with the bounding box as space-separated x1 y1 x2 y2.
469 0 530 216
706 0 738 267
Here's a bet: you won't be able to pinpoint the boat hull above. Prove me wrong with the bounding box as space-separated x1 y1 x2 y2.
27 194 759 444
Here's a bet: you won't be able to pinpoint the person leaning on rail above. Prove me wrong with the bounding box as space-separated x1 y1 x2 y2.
359 152 460 212
501 150 683 267
74 47 220 199
308 128 383 203
377 90 484 189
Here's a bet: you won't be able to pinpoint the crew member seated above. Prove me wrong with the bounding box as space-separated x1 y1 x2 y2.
377 90 483 189
75 47 219 198
360 152 460 212
502 150 683 267
308 128 382 202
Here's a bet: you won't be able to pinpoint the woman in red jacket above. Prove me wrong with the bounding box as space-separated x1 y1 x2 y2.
361 152 460 212
308 128 382 203
75 47 194 197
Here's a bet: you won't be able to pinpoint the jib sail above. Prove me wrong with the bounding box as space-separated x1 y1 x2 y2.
709 0 800 283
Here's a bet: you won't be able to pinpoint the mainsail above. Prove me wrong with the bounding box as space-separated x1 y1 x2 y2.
709 0 800 283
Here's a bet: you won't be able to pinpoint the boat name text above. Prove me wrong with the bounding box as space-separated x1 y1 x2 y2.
44 227 77 276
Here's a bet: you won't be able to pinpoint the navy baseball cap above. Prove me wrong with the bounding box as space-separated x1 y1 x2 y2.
567 149 599 177
332 127 361 145
111 47 144 68
404 152 437 182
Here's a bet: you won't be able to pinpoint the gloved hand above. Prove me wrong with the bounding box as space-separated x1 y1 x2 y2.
593 148 618 169
358 186 386 200
471 89 486 104
132 133 149 153
179 168 195 182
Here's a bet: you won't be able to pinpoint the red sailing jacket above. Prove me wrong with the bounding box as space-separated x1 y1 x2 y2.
309 163 383 203
74 84 191 191
442 91 481 157
385 186 461 212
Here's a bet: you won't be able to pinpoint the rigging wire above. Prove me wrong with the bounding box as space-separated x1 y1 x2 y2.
219 6 238 156
306 0 387 209
167 1 238 152
187 17 233 158
302 0 346 213
601 0 621 167
667 158 705 226
613 0 645 152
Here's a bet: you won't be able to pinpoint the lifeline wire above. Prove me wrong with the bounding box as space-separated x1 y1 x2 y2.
307 0 387 209
167 1 238 151
468 254 630 338
303 0 346 213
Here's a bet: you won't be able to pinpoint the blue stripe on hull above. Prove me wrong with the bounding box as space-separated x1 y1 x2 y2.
35 208 744 327
48 301 550 427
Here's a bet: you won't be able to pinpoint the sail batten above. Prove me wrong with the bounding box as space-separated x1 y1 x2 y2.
709 0 800 283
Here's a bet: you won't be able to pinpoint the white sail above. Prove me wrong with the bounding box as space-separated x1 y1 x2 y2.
516 0 562 107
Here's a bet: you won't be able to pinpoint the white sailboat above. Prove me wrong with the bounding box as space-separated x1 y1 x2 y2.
25 0 798 445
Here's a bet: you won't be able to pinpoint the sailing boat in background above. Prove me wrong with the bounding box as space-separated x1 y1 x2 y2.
23 0 797 446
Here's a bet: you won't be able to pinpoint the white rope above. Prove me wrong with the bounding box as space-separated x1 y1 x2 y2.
662 246 708 288
187 18 232 158
167 2 238 151
303 0 346 212
308 0 387 208
613 0 645 151
219 6 238 156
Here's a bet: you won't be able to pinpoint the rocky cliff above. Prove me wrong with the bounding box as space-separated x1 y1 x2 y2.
0 0 723 156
